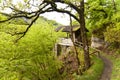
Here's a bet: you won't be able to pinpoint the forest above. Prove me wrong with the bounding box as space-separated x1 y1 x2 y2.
0 0 120 80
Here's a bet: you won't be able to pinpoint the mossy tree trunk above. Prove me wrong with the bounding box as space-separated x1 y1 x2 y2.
79 0 90 69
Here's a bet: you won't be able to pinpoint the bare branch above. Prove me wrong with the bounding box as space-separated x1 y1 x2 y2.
0 3 50 23
0 14 34 23
43 0 80 22
15 12 40 42
44 0 80 13
14 7 53 41
54 8 79 22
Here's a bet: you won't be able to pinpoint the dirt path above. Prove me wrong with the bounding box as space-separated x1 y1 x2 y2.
99 55 112 80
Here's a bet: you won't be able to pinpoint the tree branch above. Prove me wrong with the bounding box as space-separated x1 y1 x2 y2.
44 0 80 22
44 0 80 13
14 7 53 42
0 14 35 23
92 9 108 18
14 12 40 42
0 0 80 42
54 8 79 22
0 3 49 23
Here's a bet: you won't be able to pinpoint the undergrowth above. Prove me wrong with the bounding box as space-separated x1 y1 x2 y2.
106 49 120 80
73 56 104 80
101 46 120 80
111 57 120 80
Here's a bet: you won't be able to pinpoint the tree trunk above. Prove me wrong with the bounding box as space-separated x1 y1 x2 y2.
79 0 90 69
70 16 82 74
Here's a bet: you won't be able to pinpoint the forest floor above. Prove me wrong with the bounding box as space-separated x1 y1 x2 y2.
99 55 112 80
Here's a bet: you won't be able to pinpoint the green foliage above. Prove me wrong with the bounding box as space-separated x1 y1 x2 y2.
15 25 62 80
112 57 120 80
0 14 7 20
0 17 64 80
73 56 104 80
0 0 120 79
10 18 30 25
104 11 120 43
104 26 120 43
85 0 120 46
86 0 112 31
105 50 120 80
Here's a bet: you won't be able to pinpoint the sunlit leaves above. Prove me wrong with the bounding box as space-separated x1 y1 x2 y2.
104 26 120 43
0 14 7 21
24 0 28 2
85 0 120 43
112 12 120 22
0 17 63 80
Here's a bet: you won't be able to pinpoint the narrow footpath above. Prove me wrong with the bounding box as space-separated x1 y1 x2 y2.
99 55 112 80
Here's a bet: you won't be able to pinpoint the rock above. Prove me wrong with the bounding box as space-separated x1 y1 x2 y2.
91 35 105 48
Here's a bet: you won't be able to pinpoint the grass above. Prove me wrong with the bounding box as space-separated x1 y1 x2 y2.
111 57 120 80
102 49 120 80
107 50 120 80
73 56 104 80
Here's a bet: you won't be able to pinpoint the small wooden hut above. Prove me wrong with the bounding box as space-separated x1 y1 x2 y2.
55 25 82 42
54 25 88 56
55 25 88 42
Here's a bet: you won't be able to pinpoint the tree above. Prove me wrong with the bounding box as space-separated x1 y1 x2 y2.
86 0 119 32
0 0 90 69
79 0 90 69
85 0 120 44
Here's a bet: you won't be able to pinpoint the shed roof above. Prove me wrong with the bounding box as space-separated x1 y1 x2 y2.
55 25 80 32
55 25 89 32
